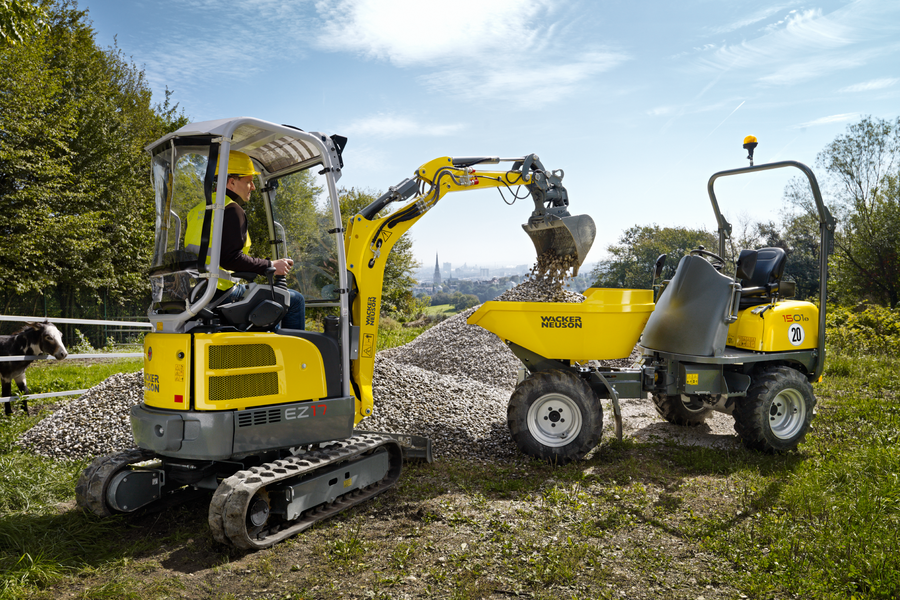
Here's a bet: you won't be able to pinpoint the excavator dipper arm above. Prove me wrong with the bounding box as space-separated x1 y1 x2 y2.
344 154 596 424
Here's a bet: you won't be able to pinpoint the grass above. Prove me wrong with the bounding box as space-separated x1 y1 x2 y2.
697 353 900 599
0 358 146 599
14 358 143 396
423 303 457 317
1 344 899 598
375 325 429 353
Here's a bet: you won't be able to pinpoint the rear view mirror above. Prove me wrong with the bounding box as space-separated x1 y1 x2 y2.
654 254 667 279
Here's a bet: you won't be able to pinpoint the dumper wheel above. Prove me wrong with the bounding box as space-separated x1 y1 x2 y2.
652 393 713 426
507 369 602 465
733 366 816 453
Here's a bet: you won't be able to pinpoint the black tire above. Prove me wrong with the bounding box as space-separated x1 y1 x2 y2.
733 366 816 453
652 393 713 426
507 370 603 465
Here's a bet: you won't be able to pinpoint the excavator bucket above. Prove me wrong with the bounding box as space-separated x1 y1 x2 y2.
523 213 596 275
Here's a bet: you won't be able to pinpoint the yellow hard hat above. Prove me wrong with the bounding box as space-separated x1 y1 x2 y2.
216 150 260 177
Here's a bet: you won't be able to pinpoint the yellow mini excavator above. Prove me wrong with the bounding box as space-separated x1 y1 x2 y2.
75 116 596 549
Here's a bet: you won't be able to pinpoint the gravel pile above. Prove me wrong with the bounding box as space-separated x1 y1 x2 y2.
380 307 521 390
18 371 141 461
367 358 519 461
16 254 607 463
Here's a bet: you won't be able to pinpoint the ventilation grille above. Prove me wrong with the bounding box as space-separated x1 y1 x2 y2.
209 372 278 401
208 344 276 370
237 408 283 428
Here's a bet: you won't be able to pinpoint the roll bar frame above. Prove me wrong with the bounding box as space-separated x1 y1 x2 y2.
707 160 837 381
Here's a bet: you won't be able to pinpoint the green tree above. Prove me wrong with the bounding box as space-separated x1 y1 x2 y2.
591 224 716 289
831 173 900 306
452 292 479 311
0 1 185 319
0 0 47 45
431 291 452 306
810 115 900 306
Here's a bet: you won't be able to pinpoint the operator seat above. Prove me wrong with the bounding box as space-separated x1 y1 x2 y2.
218 284 289 330
189 276 290 331
739 247 791 308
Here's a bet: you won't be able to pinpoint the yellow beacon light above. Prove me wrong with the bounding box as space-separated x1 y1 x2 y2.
743 135 758 165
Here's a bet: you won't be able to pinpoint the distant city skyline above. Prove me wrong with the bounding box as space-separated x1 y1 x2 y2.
414 256 599 283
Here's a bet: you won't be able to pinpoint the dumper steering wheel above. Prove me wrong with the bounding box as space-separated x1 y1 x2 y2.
690 247 726 271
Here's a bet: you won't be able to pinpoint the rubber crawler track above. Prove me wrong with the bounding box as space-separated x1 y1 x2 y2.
75 448 158 517
208 433 403 550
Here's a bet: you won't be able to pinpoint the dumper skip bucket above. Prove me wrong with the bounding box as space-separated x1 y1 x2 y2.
468 288 655 363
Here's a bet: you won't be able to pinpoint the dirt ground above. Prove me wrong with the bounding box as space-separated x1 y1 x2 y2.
46 400 754 600
613 396 742 451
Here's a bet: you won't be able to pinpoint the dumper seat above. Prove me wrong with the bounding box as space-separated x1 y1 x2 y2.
739 247 794 308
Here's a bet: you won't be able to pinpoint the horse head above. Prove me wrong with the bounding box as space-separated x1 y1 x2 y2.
28 321 68 360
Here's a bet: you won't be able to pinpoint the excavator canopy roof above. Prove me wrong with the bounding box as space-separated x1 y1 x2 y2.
146 117 342 180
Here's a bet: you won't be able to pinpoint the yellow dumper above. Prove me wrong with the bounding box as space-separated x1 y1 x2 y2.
468 139 835 465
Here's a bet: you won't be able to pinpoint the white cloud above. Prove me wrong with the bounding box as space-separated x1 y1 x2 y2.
758 55 868 86
707 3 796 35
341 113 464 138
793 113 858 129
418 50 628 108
313 0 554 67
701 8 858 73
312 0 627 106
839 78 900 93
128 0 315 102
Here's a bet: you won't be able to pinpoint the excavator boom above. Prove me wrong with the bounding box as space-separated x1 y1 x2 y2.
345 154 596 422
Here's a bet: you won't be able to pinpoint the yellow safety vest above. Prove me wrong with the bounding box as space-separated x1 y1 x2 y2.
183 199 252 291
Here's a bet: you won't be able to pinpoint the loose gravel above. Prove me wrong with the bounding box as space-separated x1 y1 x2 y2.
16 253 740 462
18 371 142 461
379 307 521 390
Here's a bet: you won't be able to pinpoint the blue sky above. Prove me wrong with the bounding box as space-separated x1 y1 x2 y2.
85 0 900 270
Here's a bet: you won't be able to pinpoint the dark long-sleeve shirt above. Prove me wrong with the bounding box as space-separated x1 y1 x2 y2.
220 189 271 275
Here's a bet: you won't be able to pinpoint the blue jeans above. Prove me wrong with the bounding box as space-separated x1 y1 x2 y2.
229 284 305 330
282 289 305 330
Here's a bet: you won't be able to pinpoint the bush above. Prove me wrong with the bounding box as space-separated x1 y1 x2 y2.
826 304 900 356
69 329 94 354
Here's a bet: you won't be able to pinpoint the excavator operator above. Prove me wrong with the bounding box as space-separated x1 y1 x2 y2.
185 150 305 329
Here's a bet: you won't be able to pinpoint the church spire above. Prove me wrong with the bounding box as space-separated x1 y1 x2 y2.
433 252 442 288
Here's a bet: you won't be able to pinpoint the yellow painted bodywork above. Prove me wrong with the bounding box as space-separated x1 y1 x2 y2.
726 300 819 352
344 157 537 422
466 288 655 362
143 331 330 411
143 333 191 409
147 156 554 424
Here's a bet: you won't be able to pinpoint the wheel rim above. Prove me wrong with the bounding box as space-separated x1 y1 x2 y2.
769 388 807 440
526 392 583 448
